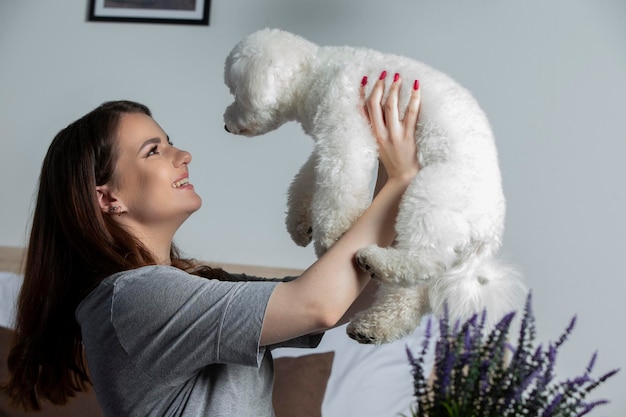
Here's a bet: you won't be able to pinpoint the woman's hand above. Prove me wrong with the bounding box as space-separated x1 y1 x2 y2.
362 72 421 185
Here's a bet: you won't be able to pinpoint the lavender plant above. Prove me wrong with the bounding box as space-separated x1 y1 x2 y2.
407 294 619 417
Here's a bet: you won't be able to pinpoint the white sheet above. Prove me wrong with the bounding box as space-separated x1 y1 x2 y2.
0 271 22 329
273 318 436 417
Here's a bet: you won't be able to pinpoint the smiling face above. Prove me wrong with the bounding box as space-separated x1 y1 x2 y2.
98 112 202 246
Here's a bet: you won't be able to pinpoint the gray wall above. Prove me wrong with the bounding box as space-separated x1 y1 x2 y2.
1 1 625 415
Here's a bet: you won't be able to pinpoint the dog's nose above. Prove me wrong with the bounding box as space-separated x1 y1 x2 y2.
224 124 230 133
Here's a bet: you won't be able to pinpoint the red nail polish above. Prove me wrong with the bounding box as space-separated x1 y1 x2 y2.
393 73 399 82
379 70 387 80
413 79 420 90
361 76 368 86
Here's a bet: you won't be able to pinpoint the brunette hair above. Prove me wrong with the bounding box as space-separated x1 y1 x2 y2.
3 100 225 410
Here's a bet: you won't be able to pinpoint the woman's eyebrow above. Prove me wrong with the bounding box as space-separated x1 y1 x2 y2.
137 137 161 155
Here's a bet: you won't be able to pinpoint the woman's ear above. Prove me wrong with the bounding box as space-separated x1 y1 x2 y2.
96 184 122 215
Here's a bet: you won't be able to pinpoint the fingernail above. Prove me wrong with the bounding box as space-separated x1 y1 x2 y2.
361 76 368 86
393 73 400 82
379 70 387 80
413 79 420 90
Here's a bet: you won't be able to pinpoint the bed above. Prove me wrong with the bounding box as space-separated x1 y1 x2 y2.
0 246 433 417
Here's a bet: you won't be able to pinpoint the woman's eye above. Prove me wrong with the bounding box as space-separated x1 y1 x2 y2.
147 145 159 157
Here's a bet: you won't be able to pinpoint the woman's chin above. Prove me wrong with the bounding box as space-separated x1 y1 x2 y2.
184 195 203 216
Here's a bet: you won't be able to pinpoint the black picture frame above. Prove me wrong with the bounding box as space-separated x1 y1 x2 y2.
88 0 210 26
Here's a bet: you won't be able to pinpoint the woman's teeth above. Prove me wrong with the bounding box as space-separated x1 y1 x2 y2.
172 178 190 188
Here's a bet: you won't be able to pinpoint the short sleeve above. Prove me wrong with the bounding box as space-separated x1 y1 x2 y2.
109 266 278 385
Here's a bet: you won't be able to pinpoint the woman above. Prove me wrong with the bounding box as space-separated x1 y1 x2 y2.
3 72 421 416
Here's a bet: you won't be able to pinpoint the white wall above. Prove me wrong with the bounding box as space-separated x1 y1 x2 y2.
1 0 625 415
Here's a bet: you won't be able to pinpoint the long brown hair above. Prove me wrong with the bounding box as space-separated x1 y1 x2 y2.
2 101 225 411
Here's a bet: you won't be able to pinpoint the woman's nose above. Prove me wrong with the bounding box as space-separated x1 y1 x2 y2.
174 148 192 166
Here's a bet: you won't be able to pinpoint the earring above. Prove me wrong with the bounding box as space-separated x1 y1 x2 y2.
109 206 122 216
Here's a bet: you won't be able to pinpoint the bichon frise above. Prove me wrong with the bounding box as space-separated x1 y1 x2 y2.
223 28 526 344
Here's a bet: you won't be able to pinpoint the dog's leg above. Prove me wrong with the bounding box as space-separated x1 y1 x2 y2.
355 167 476 285
355 245 449 286
347 284 431 344
286 152 317 247
311 132 378 256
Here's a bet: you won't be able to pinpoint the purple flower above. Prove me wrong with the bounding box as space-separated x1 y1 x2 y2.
406 293 618 417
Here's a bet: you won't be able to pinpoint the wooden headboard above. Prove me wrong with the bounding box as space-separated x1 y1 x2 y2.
0 246 23 274
0 246 304 278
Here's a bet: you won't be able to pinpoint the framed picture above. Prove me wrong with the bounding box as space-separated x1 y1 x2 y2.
88 0 210 26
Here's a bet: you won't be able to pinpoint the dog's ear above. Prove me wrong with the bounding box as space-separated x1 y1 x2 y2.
225 29 317 109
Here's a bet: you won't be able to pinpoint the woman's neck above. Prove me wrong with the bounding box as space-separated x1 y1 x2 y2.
126 225 175 265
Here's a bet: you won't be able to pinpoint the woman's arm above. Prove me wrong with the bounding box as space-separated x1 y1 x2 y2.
261 73 421 346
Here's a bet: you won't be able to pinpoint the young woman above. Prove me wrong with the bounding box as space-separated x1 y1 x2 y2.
3 72 421 416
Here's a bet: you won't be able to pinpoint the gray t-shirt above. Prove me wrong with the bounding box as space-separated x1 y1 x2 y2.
75 265 319 417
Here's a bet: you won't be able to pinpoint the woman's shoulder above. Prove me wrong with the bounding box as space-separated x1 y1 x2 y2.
78 266 184 310
109 264 187 281
78 266 211 319
106 265 205 293
94 265 281 308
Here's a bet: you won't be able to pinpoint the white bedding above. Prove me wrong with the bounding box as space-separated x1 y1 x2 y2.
274 319 435 417
0 271 22 329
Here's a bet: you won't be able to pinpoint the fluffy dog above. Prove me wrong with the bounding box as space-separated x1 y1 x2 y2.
223 28 527 344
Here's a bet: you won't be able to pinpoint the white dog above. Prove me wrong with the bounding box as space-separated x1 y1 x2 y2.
223 28 527 344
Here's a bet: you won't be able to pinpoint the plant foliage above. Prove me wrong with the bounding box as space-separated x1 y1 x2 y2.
407 294 619 417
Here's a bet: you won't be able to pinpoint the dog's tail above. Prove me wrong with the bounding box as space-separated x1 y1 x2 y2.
428 256 528 331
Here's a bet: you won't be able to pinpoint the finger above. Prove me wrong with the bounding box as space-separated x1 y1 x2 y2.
402 79 422 133
359 76 370 121
366 71 388 136
384 73 403 137
359 76 368 101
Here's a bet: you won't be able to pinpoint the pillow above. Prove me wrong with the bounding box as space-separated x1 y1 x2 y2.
273 351 335 417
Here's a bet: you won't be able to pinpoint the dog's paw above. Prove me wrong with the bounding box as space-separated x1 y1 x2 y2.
287 223 313 247
313 239 330 258
346 321 379 345
356 246 394 281
347 317 401 345
347 330 377 344
356 246 426 286
355 251 379 279
348 312 416 345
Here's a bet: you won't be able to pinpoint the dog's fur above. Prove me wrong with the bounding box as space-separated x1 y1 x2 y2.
223 28 527 344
